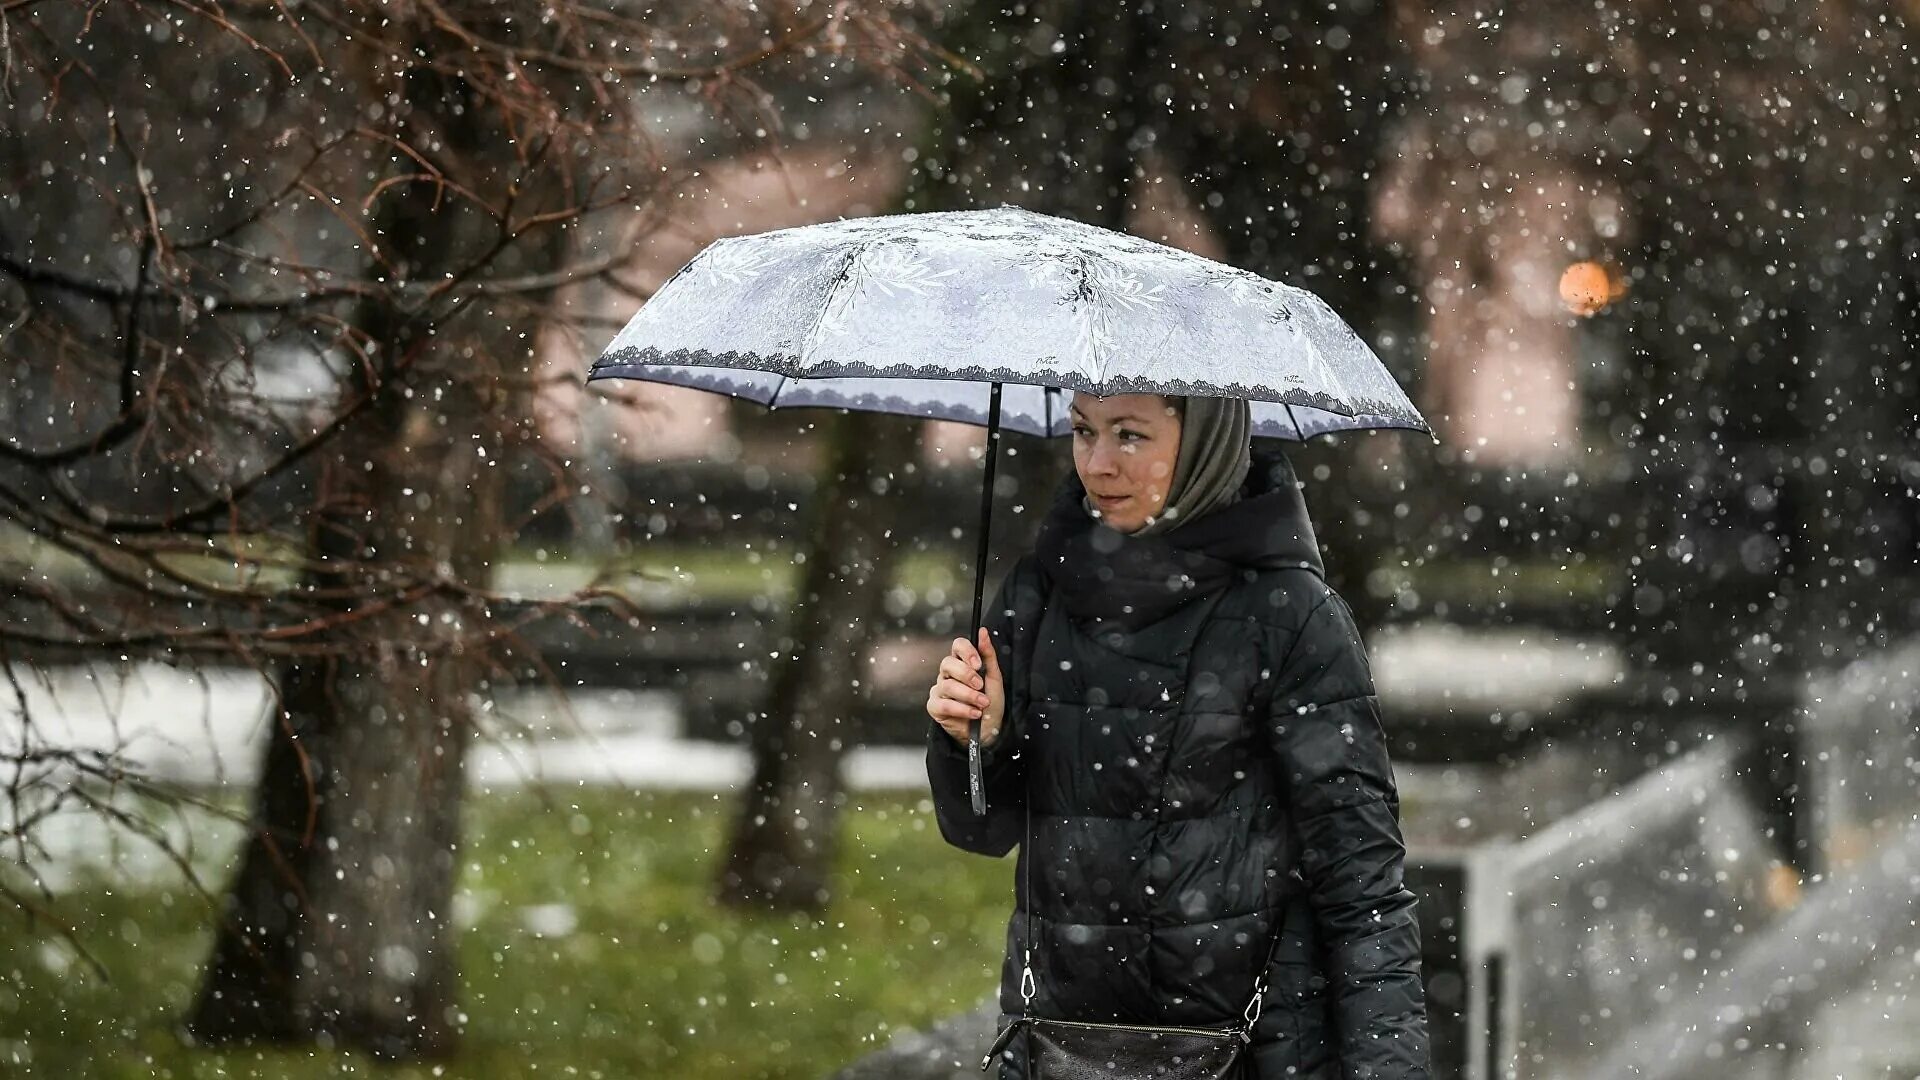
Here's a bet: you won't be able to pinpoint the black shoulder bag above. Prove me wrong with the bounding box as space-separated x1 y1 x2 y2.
978 779 1284 1078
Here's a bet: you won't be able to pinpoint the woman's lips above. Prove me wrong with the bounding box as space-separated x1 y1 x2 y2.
1093 494 1128 508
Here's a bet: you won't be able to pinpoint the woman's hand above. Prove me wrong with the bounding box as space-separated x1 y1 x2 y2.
927 627 1005 748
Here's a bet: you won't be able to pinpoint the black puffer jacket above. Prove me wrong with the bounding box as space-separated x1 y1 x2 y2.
927 448 1430 1080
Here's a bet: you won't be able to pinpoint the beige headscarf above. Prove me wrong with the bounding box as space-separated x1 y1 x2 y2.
1082 395 1253 535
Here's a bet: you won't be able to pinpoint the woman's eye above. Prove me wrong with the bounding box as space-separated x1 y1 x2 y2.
1119 430 1143 441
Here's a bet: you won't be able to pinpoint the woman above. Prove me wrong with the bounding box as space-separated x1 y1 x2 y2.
925 393 1431 1080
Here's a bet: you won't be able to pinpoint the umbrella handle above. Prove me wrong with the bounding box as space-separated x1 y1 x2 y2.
967 382 1004 817
967 735 985 817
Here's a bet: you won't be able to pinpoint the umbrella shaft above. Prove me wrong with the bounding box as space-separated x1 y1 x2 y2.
968 382 1003 647
966 381 1002 817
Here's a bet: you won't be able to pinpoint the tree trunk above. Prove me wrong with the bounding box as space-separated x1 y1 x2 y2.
717 0 1128 914
187 65 533 1058
716 412 917 911
185 389 502 1057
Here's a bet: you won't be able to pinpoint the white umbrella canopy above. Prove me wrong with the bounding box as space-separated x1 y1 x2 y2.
588 206 1431 817
588 206 1429 440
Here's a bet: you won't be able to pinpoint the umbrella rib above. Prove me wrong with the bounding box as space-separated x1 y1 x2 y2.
1277 322 1360 420
795 239 876 376
1070 252 1105 391
1282 402 1305 441
766 373 794 409
1277 287 1367 416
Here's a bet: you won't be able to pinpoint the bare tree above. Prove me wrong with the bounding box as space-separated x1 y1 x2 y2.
0 0 931 1058
717 411 920 911
710 0 1120 914
712 0 1191 914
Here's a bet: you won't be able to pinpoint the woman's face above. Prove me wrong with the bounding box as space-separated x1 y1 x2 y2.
1070 392 1182 534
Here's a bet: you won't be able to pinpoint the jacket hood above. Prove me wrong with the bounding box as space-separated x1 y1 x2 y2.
1033 446 1323 631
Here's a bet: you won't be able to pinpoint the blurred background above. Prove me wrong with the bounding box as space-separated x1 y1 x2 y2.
2 1 1917 1077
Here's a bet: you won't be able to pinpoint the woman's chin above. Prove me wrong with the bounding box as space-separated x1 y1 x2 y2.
1091 492 1172 534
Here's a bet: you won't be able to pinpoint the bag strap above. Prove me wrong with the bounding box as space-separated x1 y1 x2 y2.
1020 788 1035 1012
1015 592 1283 1039
1239 910 1286 1036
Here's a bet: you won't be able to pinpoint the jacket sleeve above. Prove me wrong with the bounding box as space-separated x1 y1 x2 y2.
926 556 1041 858
1265 586 1430 1080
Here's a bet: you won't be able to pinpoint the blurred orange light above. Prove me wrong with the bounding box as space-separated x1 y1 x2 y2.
1559 260 1627 316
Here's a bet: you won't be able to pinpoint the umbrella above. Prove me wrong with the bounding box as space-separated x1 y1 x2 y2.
588 205 1431 816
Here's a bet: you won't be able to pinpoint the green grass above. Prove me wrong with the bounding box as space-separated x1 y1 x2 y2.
1368 557 1621 608
6 518 972 609
1 790 1015 1080
12 518 1623 614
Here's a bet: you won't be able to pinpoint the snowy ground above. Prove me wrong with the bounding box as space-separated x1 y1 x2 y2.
1 624 1621 793
1 624 1615 888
